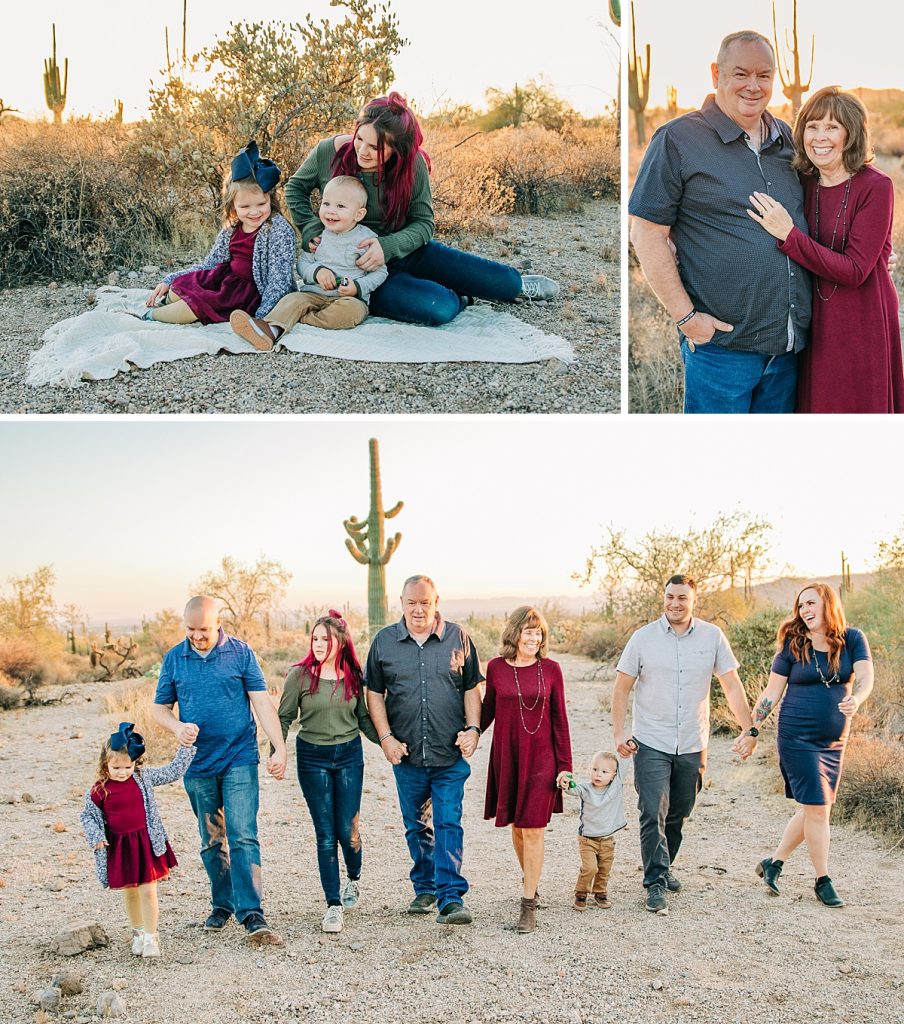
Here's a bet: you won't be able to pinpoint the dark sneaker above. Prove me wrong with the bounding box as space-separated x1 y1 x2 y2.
436 901 473 925
203 908 232 932
644 882 668 915
814 876 845 908
243 913 284 945
407 893 438 915
755 857 783 896
664 870 682 893
593 894 611 909
573 892 588 912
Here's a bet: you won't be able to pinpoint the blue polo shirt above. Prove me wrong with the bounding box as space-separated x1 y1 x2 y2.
154 629 267 777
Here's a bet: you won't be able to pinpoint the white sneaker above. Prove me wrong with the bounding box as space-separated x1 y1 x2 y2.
130 929 145 955
520 275 560 301
142 932 161 958
341 879 360 909
321 905 344 933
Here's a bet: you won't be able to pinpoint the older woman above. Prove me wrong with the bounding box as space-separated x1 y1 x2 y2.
480 607 572 933
747 86 903 413
749 584 873 907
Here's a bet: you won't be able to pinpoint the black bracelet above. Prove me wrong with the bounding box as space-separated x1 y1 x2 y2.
675 308 698 327
464 725 481 735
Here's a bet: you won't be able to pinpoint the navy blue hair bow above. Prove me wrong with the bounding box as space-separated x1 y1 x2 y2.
231 140 281 193
110 722 146 761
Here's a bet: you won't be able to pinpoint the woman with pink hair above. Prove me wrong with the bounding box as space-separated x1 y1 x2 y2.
276 611 379 934
230 92 560 344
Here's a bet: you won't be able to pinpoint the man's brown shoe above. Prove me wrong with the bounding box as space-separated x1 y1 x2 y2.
230 309 277 351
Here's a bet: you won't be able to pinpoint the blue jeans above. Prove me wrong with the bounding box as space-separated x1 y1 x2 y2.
681 339 798 413
183 762 262 923
296 736 365 906
368 241 523 326
392 757 471 910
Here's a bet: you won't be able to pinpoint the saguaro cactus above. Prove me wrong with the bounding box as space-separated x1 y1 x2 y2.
344 438 403 636
628 2 650 145
666 85 678 117
608 1 620 27
43 24 68 125
773 0 814 114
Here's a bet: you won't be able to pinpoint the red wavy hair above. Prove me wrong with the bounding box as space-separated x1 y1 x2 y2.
294 611 363 702
331 91 431 230
776 582 847 673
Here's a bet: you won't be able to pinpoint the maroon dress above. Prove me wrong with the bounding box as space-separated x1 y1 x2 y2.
481 657 572 828
171 226 261 324
778 166 904 413
91 778 177 889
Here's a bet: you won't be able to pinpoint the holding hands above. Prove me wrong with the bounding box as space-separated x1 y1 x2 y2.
747 192 794 241
613 733 638 759
731 731 758 760
455 728 479 758
175 721 199 746
837 694 861 717
266 747 287 780
555 770 574 790
380 735 408 765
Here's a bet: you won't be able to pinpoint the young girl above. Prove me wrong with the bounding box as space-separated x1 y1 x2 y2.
141 141 297 332
276 611 379 934
80 723 195 958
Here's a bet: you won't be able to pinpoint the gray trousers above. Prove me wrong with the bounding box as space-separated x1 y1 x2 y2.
633 741 706 888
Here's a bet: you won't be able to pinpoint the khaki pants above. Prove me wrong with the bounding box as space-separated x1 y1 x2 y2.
575 835 615 896
267 291 369 332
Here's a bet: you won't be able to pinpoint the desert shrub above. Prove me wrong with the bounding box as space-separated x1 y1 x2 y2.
569 620 625 663
711 605 786 733
628 265 683 414
0 680 22 710
0 636 48 702
833 735 904 839
104 681 179 761
461 615 505 663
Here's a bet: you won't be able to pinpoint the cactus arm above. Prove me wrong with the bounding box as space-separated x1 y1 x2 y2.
380 533 402 565
384 501 403 519
345 538 369 565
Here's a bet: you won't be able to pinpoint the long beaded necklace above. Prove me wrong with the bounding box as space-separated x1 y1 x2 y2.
810 641 841 686
512 659 547 735
813 174 852 302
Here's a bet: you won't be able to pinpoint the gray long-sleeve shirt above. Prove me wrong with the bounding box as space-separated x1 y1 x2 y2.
567 765 627 838
297 224 389 303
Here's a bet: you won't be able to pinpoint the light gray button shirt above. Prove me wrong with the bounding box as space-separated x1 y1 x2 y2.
616 616 739 755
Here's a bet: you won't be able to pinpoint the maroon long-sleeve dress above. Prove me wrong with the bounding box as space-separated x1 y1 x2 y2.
778 165 903 414
481 657 572 828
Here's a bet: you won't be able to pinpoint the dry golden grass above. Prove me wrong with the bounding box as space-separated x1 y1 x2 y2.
103 681 180 760
834 734 904 840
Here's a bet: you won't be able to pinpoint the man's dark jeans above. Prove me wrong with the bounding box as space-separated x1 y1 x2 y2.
392 756 471 909
296 736 364 906
633 741 706 888
368 241 522 326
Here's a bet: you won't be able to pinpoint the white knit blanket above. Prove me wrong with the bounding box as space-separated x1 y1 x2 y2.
26 287 575 387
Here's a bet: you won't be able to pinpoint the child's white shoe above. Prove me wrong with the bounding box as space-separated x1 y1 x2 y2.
130 928 145 955
141 932 161 958
321 905 343 933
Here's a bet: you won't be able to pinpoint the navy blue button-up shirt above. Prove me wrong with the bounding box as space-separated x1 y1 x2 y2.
365 615 483 768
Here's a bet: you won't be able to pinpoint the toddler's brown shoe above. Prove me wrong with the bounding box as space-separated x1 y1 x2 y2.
230 309 277 351
573 892 588 912
594 894 611 909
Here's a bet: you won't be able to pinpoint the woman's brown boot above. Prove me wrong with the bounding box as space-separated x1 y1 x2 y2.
516 896 538 933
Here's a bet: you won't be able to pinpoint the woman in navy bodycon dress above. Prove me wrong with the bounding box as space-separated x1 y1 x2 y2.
746 583 873 908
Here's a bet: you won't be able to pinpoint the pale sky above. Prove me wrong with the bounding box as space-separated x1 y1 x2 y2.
7 0 615 122
0 417 902 622
631 0 903 110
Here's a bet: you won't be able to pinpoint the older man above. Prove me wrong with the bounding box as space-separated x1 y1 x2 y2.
629 30 811 413
366 575 483 924
611 576 758 914
153 596 287 943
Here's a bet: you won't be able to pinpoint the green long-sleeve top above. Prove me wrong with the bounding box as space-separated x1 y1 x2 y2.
284 138 434 264
277 665 380 746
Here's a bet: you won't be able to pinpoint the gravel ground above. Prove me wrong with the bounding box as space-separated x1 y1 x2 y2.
1 652 901 1024
0 203 619 415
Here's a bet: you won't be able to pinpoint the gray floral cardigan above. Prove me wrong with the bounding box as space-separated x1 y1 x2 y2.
163 213 297 317
80 744 196 888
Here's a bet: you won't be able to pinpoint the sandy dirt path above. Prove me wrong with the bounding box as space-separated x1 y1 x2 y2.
1 652 901 1024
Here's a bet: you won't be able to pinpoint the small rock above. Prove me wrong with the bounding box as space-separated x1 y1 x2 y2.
97 992 126 1018
111 977 128 991
63 1012 77 1020
140 265 160 275
49 281 60 290
127 271 139 280
651 980 664 991
39 987 62 1011
20 792 34 803
50 920 109 956
404 387 417 396
838 963 853 975
85 293 96 306
51 970 83 996
46 878 66 891
106 272 119 285
348 942 364 951
673 997 695 1007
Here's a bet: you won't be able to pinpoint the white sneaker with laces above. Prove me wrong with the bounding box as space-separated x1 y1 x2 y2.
141 932 161 958
341 879 360 909
520 275 560 301
130 929 145 955
321 905 344 933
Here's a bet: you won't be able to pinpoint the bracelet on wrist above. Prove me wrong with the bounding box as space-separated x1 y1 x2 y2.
675 308 698 328
464 725 481 736
378 732 393 744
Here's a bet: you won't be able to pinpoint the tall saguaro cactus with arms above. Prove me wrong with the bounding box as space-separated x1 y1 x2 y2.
43 24 68 125
344 438 403 636
628 2 650 146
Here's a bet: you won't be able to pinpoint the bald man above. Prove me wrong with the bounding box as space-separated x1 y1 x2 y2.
153 596 287 944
